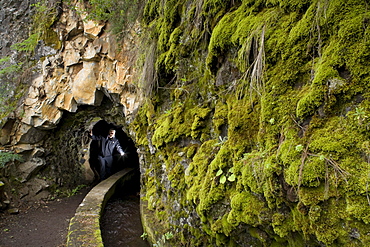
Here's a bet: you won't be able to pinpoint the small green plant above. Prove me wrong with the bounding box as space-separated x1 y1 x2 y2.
164 232 173 239
0 57 22 75
349 106 369 128
152 231 173 247
228 167 236 182
10 33 40 54
353 107 367 121
214 136 228 146
65 184 87 197
295 144 304 152
140 232 148 240
0 151 23 168
216 167 236 184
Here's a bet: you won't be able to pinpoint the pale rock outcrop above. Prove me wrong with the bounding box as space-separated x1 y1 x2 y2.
62 4 83 38
83 42 99 60
70 61 100 105
19 0 141 133
84 19 105 38
64 41 81 66
55 92 78 112
13 144 37 153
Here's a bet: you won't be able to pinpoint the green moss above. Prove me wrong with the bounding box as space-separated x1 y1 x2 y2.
296 64 337 119
163 27 184 71
227 98 259 152
227 191 266 227
346 196 370 224
190 107 211 139
132 102 152 146
310 198 348 245
298 185 327 206
42 28 62 50
212 101 228 136
197 171 225 216
168 162 185 189
134 0 370 245
185 144 198 159
185 139 218 203
239 150 267 194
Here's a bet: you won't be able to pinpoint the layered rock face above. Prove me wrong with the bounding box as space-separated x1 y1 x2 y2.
22 1 140 131
0 1 141 202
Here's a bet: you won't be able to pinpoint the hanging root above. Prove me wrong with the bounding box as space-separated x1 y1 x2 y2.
298 147 350 197
233 25 266 99
249 25 265 98
139 41 158 97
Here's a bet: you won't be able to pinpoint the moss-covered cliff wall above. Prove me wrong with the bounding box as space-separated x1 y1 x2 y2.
133 0 370 245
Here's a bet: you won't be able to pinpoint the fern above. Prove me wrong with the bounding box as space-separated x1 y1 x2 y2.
10 33 40 53
0 151 23 168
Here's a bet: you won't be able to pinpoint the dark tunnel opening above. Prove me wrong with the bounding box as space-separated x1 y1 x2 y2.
89 120 140 182
92 120 148 246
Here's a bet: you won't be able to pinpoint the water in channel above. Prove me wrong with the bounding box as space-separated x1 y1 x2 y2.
101 183 150 247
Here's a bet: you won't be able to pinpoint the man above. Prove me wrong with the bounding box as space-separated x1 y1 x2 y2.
89 128 125 180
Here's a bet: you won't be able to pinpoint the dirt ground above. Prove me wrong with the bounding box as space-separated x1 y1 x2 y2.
0 188 89 247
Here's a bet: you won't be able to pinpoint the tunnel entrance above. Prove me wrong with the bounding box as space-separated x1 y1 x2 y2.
89 120 140 182
89 121 147 246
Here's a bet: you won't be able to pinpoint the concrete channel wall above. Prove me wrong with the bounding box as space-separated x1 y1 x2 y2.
66 168 136 247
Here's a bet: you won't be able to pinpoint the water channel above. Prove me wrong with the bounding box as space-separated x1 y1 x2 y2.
100 176 150 247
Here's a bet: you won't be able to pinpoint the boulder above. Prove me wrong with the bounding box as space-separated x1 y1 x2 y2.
84 20 105 38
0 119 15 145
70 61 100 105
64 41 81 67
17 125 47 144
18 157 45 182
55 92 78 112
83 42 99 60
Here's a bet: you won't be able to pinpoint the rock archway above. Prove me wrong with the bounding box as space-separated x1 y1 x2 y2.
1 94 140 206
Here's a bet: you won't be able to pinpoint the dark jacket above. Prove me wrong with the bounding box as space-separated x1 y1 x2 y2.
91 135 124 157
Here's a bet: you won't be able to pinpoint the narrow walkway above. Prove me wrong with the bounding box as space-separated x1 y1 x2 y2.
0 188 89 247
66 168 135 247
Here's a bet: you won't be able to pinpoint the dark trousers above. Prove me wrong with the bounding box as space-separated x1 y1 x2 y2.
97 155 114 180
